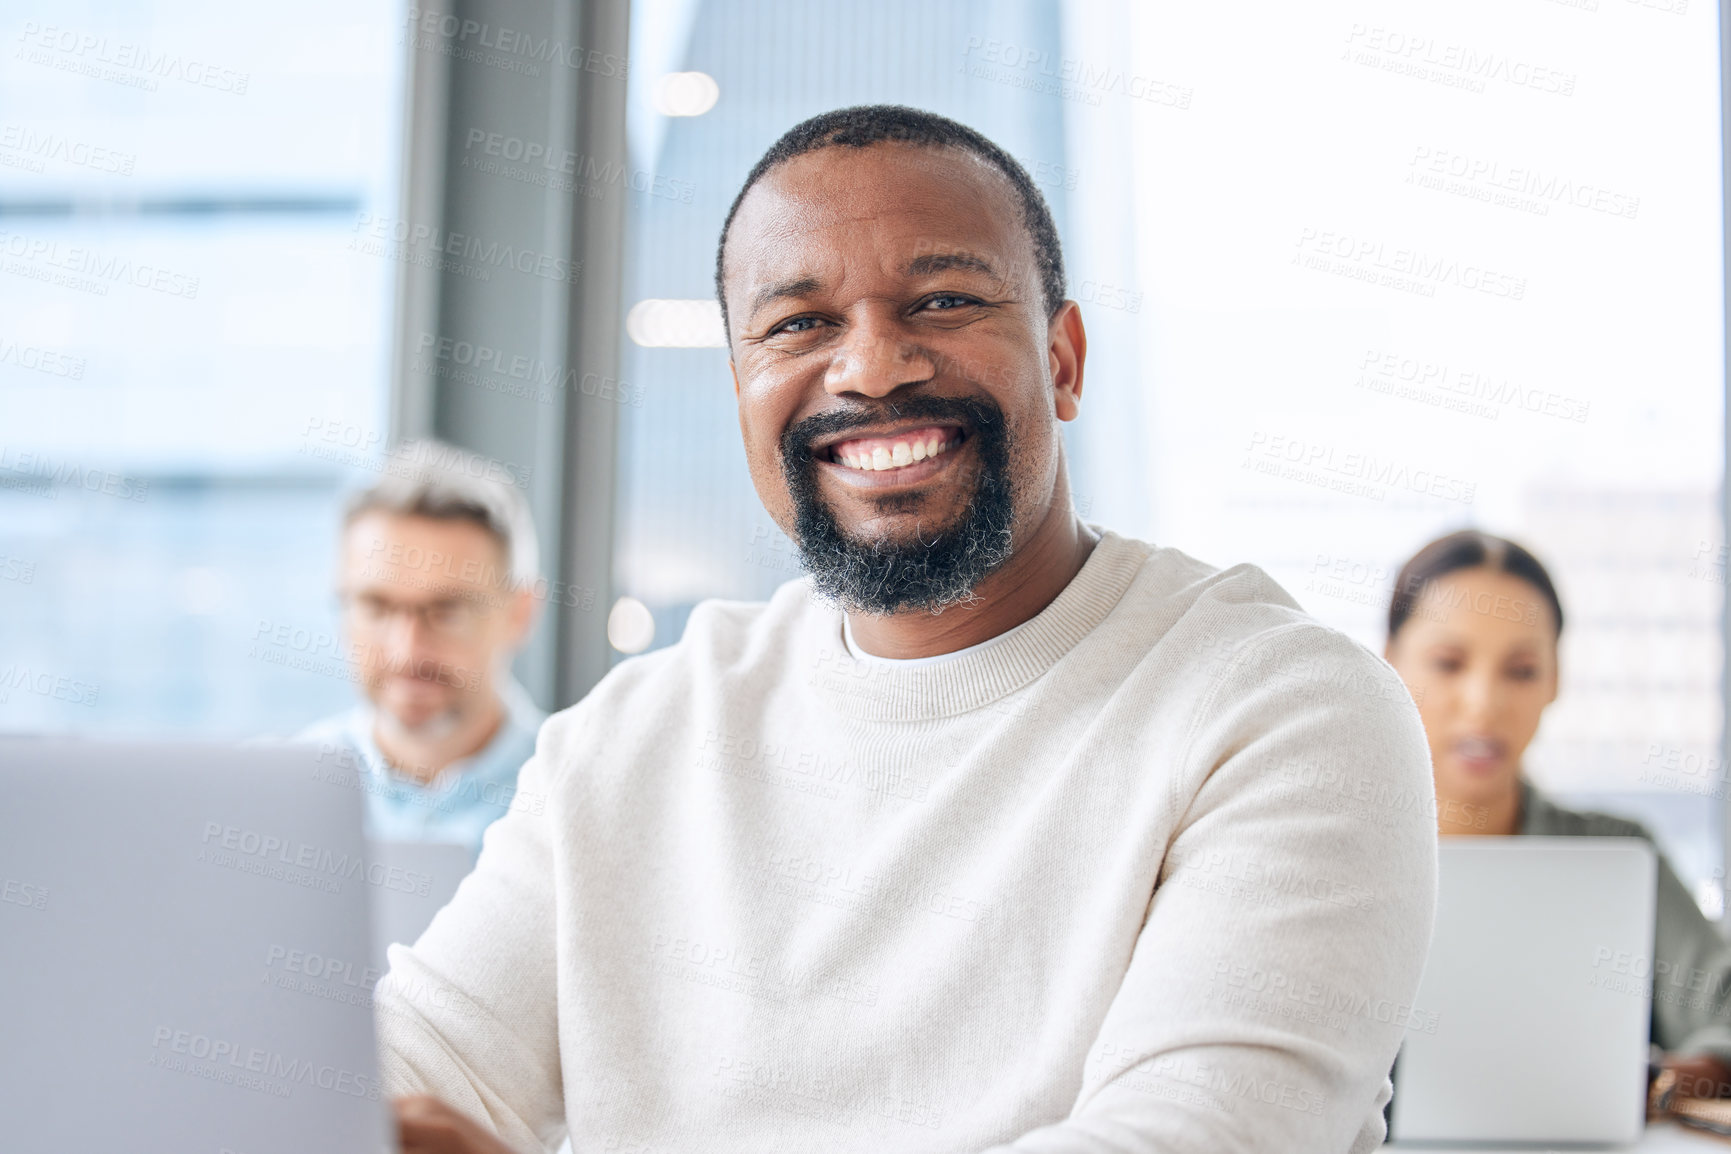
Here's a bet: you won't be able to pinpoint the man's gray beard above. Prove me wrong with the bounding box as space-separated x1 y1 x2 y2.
780 396 1018 615
375 700 464 745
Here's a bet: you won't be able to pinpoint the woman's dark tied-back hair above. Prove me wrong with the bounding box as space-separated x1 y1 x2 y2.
1388 530 1566 641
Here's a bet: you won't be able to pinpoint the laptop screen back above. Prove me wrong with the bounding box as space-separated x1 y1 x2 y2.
0 738 393 1153
1390 836 1657 1145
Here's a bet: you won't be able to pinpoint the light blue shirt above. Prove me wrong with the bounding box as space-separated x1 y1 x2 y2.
294 677 546 858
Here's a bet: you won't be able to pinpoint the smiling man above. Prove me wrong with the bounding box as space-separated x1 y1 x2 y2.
376 106 1437 1154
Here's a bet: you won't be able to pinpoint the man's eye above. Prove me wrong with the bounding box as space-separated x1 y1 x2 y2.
771 316 823 335
923 294 978 311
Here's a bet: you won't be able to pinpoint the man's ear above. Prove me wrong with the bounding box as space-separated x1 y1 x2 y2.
730 359 740 399
1048 300 1086 422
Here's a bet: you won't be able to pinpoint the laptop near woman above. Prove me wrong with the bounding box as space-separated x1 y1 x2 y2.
1388 837 1658 1145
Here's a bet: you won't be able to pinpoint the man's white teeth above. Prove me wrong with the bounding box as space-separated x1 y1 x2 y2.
838 436 950 471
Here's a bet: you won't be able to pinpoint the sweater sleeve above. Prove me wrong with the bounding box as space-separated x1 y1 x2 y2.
373 741 566 1153
980 625 1438 1154
1650 851 1731 1069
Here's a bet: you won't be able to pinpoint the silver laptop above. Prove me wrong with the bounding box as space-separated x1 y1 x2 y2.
366 839 471 974
0 738 395 1153
1389 837 1657 1146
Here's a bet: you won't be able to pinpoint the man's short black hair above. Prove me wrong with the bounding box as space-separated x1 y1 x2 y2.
714 104 1067 336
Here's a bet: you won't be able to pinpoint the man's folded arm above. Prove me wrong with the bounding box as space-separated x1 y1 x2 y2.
981 626 1438 1153
374 741 567 1152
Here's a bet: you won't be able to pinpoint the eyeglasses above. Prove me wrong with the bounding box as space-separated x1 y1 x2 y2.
337 591 495 639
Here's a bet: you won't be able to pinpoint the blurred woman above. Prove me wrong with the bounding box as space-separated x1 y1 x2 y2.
1384 530 1731 1100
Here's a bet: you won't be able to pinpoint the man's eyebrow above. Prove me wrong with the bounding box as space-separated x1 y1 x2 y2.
748 275 823 321
904 252 1000 279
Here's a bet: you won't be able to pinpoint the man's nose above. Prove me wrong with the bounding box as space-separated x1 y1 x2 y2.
379 610 438 659
824 313 936 398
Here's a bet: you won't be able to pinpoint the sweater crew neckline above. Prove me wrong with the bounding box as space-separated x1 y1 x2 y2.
802 529 1152 722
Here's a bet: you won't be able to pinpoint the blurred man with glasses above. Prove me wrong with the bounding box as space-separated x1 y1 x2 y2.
297 438 545 857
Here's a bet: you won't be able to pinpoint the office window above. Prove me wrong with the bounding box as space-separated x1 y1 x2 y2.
615 0 1724 910
1115 0 1724 909
0 1 406 737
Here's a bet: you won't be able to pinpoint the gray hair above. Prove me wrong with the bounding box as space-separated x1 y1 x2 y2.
343 439 540 588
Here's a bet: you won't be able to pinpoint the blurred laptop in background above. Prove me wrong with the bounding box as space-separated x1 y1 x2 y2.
1389 838 1656 1145
3 739 402 1153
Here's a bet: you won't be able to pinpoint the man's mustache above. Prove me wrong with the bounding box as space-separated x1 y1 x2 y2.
780 394 1003 465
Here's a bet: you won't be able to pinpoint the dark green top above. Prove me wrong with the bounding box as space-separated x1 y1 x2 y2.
1519 777 1731 1066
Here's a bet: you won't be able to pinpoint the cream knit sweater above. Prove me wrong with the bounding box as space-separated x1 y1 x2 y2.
376 531 1437 1153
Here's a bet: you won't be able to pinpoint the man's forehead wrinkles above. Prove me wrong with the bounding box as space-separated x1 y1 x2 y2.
749 180 1003 249
744 185 901 238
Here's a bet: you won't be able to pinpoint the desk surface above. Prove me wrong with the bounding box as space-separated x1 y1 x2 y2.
1386 1119 1730 1151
